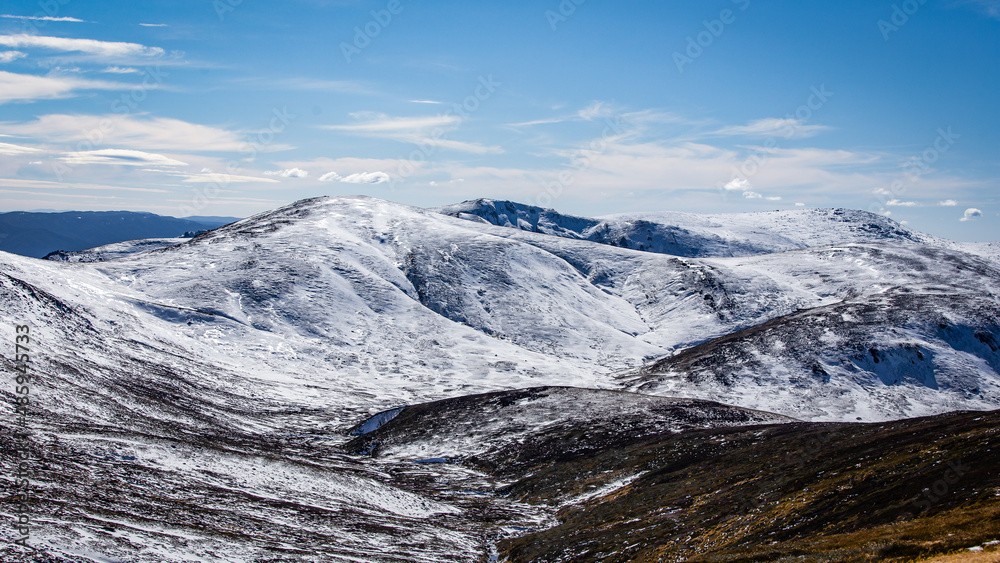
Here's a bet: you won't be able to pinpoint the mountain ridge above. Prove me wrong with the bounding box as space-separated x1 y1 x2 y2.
0 210 239 258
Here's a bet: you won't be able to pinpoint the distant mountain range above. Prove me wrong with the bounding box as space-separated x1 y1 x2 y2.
0 210 240 258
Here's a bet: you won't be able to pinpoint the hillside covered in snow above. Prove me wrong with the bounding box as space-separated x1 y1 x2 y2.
1 195 998 561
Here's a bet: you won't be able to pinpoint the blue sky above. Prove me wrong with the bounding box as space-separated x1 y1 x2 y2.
0 0 996 240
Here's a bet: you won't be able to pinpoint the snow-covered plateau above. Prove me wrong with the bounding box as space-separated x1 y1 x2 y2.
1 195 998 561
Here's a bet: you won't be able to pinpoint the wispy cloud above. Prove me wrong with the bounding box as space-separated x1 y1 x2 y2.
710 118 831 139
409 99 441 104
0 34 164 59
886 199 918 207
101 66 140 74
322 113 503 154
507 116 569 127
139 23 168 27
508 101 623 128
0 51 26 63
60 149 188 167
0 177 168 194
258 77 371 94
0 142 41 155
178 172 279 184
959 0 1000 19
0 71 128 103
940 199 958 206
2 114 287 153
0 15 88 23
578 101 616 121
324 114 460 133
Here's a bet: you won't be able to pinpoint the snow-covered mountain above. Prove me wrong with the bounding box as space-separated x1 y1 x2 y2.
1 195 999 561
42 237 187 262
3 195 998 423
436 198 934 257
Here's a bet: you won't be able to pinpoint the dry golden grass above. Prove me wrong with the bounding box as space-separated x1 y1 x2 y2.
911 545 1000 562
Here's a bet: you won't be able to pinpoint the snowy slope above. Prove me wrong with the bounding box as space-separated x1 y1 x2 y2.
959 241 1000 264
437 198 933 257
42 237 185 262
621 243 1000 420
345 386 793 464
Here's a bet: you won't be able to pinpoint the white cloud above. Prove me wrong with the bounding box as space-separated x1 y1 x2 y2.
960 208 983 222
317 170 390 184
409 99 441 104
766 196 783 201
322 113 503 155
578 101 615 121
139 23 168 27
510 102 655 129
711 118 831 139
101 66 140 74
0 15 87 23
724 177 751 191
743 190 763 199
0 34 164 59
1 114 285 153
341 171 390 184
0 142 40 155
939 199 958 206
507 116 570 127
795 202 806 206
429 138 504 154
886 199 918 207
0 177 167 194
0 51 26 63
264 167 309 178
0 71 127 103
325 114 460 133
61 149 187 167
179 172 280 184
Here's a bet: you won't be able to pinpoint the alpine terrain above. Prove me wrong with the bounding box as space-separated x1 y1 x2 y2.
1 195 998 562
